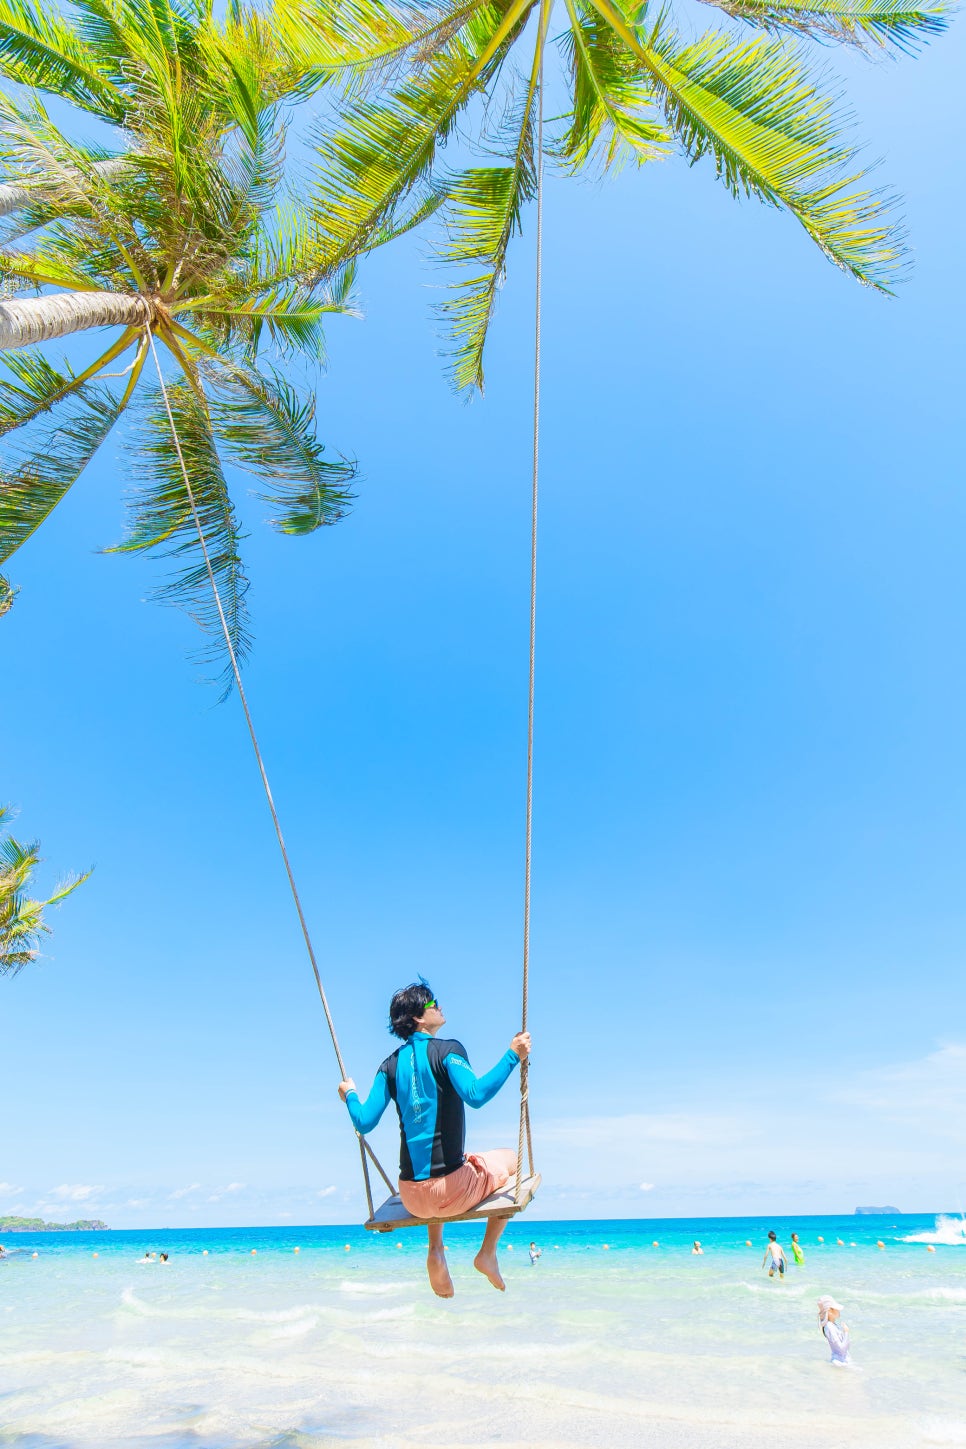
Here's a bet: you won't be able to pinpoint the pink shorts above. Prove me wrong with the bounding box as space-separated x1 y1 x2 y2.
398 1151 511 1220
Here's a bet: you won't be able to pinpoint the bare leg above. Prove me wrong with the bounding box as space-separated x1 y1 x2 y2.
474 1215 509 1291
426 1223 454 1298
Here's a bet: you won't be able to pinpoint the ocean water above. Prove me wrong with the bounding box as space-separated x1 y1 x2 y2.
1 1213 964 1448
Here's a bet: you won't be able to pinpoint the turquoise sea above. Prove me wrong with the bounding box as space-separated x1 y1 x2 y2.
2 1212 964 1448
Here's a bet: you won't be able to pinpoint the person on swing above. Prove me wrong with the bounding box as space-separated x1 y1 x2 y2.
338 981 531 1298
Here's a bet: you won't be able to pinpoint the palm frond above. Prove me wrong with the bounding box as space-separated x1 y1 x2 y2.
592 0 904 287
109 380 251 689
43 864 94 907
0 572 15 614
0 351 86 437
0 820 90 976
217 210 348 300
438 155 536 393
0 91 153 288
705 0 947 52
434 10 553 391
209 362 356 534
307 2 527 271
438 0 566 391
183 280 359 360
0 378 123 565
0 0 128 118
271 0 469 94
0 248 97 293
180 246 360 360
219 299 339 357
559 0 672 170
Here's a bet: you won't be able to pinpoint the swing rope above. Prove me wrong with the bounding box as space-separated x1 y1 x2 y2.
515 22 546 1203
143 321 394 1212
143 62 546 1210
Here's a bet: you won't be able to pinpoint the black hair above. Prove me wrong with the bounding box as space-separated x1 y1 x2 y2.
388 981 436 1040
768 1231 777 1241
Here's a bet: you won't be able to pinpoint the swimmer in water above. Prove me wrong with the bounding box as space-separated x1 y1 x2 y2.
790 1232 805 1265
763 1231 786 1278
692 1240 703 1254
817 1295 851 1365
529 1242 541 1265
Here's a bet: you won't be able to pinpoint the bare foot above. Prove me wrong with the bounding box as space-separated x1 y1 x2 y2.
473 1249 506 1291
427 1247 454 1298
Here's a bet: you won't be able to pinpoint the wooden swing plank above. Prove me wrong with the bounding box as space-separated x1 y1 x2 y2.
364 1173 541 1233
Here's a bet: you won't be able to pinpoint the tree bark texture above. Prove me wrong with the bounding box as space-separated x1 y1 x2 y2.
0 291 145 349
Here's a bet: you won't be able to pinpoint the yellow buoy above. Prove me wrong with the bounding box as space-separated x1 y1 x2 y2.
836 1239 844 1246
877 1241 885 1249
396 1242 402 1249
817 1236 825 1243
745 1240 752 1247
294 1247 300 1254
251 1249 257 1255
92 1252 98 1258
202 1249 209 1255
927 1245 936 1253
344 1244 351 1252
602 1244 610 1250
32 1251 38 1258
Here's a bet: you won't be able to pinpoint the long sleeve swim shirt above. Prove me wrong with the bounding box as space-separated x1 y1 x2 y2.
823 1321 851 1365
344 1032 519 1181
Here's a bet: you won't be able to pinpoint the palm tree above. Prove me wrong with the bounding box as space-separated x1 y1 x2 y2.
0 807 90 977
0 0 430 680
284 0 946 391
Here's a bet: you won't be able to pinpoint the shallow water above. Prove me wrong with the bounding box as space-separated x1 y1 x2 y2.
1 1215 964 1448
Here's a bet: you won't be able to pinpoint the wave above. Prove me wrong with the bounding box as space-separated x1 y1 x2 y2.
337 1279 399 1295
902 1215 966 1246
259 1315 319 1340
735 1280 808 1298
851 1285 966 1305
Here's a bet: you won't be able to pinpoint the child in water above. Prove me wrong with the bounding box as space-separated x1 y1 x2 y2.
790 1232 805 1265
762 1231 786 1277
817 1295 851 1365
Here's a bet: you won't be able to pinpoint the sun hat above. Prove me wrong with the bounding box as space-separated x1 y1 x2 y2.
817 1295 842 1324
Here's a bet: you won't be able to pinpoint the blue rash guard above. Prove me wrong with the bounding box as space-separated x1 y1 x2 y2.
344 1033 519 1182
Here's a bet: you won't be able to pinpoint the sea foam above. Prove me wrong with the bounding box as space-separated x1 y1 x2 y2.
902 1215 966 1246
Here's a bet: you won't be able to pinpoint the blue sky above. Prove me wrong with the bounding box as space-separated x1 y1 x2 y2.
2 20 965 1227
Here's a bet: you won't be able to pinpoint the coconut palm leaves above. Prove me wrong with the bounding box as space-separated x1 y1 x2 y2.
0 807 90 977
0 0 393 684
291 0 944 391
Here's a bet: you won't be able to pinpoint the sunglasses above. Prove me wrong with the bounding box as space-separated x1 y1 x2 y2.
421 999 439 1012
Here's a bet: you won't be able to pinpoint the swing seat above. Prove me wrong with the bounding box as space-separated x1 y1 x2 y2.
364 1172 541 1233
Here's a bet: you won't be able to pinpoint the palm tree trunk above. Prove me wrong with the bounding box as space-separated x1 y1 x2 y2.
0 159 130 219
0 182 38 218
0 291 145 349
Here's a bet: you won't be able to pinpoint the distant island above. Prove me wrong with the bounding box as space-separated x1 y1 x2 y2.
0 1216 109 1232
854 1206 900 1215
